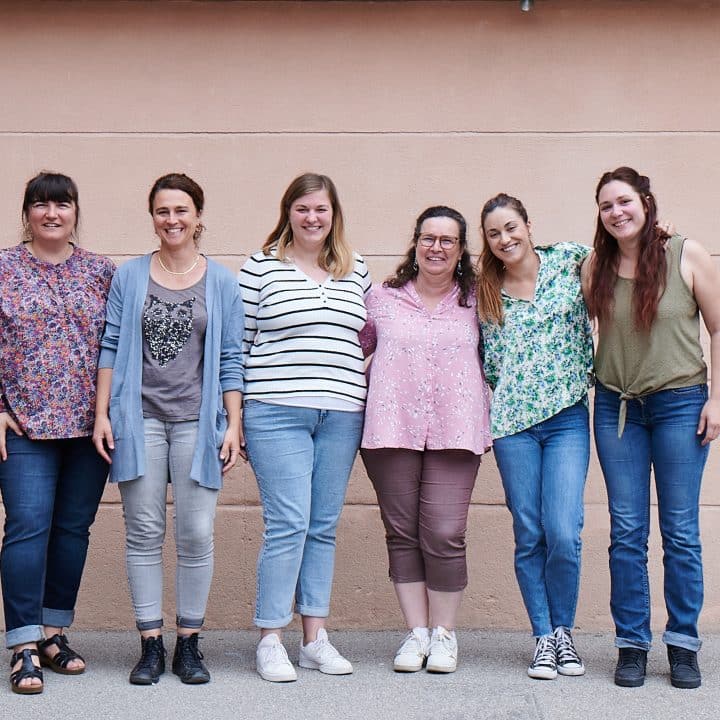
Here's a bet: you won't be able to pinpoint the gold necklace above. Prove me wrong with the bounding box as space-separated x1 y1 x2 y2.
157 253 200 275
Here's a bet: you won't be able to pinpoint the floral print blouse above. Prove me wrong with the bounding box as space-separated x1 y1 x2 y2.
0 243 115 439
360 282 492 455
481 243 594 439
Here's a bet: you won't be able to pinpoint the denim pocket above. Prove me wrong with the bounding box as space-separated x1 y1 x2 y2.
670 384 707 397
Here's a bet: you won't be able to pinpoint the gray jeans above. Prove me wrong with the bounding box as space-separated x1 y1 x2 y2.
119 418 218 631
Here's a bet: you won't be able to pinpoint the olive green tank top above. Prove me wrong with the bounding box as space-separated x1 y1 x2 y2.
595 235 707 434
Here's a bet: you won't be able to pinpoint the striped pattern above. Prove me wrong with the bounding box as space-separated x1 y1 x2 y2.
238 250 371 406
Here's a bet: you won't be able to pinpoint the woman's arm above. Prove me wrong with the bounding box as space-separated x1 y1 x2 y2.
92 367 114 463
683 238 720 445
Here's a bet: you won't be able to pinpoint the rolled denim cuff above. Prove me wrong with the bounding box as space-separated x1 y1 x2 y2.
6 624 44 649
663 630 702 653
176 615 204 630
42 607 75 629
136 618 163 632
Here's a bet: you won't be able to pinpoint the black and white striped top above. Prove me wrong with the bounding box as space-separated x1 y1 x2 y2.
238 249 371 408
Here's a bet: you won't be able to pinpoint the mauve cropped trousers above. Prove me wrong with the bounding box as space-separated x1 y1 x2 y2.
360 448 481 592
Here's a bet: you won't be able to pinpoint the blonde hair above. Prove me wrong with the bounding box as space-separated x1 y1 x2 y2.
262 173 354 279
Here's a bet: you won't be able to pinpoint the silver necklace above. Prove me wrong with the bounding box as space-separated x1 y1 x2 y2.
157 253 200 275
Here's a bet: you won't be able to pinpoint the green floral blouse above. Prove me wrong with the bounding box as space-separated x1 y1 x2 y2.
481 242 594 439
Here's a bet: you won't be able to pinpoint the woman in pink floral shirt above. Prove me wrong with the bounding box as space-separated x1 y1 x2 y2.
0 172 114 694
360 206 492 675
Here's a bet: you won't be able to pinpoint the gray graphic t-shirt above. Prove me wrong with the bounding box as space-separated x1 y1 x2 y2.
141 273 208 421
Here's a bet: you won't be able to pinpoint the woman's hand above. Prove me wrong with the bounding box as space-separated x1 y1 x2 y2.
697 398 720 446
92 415 114 463
219 425 241 474
0 412 23 461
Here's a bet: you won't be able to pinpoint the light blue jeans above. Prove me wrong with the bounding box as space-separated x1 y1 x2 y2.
493 401 590 637
243 401 363 628
594 382 708 652
119 419 219 631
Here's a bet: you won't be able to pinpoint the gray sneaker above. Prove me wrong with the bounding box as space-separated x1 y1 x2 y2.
528 634 557 680
554 627 585 676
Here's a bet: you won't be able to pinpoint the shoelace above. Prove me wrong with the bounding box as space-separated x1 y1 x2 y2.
669 647 697 669
178 636 204 664
618 649 645 670
263 641 291 666
555 630 581 664
431 630 456 656
398 632 427 657
137 639 165 670
310 637 343 662
532 636 555 667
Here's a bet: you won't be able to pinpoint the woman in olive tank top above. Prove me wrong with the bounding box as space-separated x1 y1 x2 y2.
582 166 720 690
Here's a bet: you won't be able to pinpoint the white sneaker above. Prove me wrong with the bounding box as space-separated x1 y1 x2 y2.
256 634 297 682
426 626 457 673
299 628 353 675
393 628 430 672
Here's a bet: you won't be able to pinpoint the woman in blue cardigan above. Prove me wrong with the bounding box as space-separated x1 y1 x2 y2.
93 173 244 686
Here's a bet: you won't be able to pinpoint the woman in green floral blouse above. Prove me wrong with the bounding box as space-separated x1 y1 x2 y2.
476 193 593 681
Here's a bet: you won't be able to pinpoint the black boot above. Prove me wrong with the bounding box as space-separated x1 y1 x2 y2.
129 635 166 685
667 645 701 689
172 634 210 684
614 647 647 687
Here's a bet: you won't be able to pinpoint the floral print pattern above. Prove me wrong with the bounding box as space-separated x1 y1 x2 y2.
0 244 114 439
481 243 594 439
360 282 492 455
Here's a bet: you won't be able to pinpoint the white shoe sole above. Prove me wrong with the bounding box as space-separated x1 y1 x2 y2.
426 660 457 673
257 667 297 682
557 664 585 676
298 658 353 675
527 666 557 680
394 661 425 673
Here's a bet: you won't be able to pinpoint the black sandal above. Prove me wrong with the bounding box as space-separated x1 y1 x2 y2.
10 648 44 695
39 634 86 675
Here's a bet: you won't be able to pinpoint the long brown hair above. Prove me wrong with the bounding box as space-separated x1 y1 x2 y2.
385 206 475 307
587 167 670 332
262 173 353 279
475 193 530 324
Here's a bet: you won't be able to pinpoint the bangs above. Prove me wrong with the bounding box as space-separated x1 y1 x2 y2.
24 173 78 207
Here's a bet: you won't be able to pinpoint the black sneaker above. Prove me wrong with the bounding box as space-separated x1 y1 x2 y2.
527 634 557 680
172 633 210 684
614 647 647 687
554 627 585 676
129 635 166 685
667 645 701 689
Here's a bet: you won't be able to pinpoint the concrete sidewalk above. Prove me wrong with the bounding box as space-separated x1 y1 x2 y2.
4 630 717 719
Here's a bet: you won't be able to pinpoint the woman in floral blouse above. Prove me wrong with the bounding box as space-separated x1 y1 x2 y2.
360 206 492 674
477 193 593 681
0 172 115 694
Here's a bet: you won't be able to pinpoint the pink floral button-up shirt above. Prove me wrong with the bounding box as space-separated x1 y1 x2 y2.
360 282 492 455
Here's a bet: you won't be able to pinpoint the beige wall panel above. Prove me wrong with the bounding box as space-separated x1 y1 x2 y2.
2 2 720 133
5 503 720 631
1 134 719 261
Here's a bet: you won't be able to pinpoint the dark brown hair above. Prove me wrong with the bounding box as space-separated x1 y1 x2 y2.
476 193 530 323
148 173 205 245
586 166 670 331
22 172 80 236
385 205 475 307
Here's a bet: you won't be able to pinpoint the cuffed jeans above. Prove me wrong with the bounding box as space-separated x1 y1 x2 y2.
244 401 362 628
594 382 708 652
119 419 218 631
493 401 589 637
361 448 481 592
0 434 108 648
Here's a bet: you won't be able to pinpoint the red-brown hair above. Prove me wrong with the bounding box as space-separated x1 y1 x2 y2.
587 166 670 332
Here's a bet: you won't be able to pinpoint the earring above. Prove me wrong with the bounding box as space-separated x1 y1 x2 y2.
456 260 463 277
22 222 33 242
412 255 418 271
193 222 205 242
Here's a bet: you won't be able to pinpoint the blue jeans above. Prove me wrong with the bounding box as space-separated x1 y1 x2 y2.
244 401 363 628
594 382 709 652
0 434 108 648
493 401 589 637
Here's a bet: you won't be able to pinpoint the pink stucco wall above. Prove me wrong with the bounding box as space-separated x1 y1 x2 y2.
1 0 719 631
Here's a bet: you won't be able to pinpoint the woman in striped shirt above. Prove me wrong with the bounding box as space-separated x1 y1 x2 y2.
239 173 370 683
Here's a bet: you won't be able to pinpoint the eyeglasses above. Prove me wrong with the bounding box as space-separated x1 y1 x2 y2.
417 234 459 249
